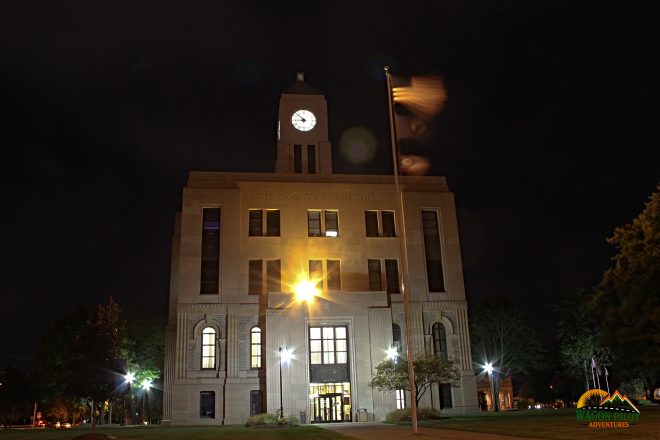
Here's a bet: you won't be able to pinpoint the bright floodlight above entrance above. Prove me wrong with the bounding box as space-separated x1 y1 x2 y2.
386 346 398 361
484 362 494 374
294 279 318 303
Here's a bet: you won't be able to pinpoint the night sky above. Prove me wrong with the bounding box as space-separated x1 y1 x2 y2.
1 1 658 365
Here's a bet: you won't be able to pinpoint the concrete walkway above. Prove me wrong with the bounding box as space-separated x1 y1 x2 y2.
318 422 547 440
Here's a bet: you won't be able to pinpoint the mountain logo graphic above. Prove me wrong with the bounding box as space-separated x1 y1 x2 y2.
599 390 640 413
575 389 640 428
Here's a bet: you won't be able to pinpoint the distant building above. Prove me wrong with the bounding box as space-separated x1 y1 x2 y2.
163 74 479 425
476 375 514 411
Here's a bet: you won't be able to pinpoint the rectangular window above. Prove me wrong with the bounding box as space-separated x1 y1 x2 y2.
200 391 215 418
309 326 347 365
368 259 382 291
308 210 339 237
249 210 263 236
324 211 338 237
309 260 323 289
327 260 341 290
249 210 280 237
249 260 263 295
250 390 262 416
364 210 396 237
365 211 379 237
422 210 445 292
294 144 302 173
308 144 316 174
201 208 220 294
266 210 280 236
396 389 406 409
201 328 216 369
439 384 453 409
382 211 396 237
385 259 400 293
267 259 281 293
308 211 322 237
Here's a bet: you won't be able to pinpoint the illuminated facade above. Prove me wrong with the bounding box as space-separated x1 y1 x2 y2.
162 74 479 425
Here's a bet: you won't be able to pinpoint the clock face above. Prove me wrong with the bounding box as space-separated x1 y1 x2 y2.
291 109 316 131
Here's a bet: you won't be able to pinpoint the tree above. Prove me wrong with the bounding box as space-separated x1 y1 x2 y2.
470 299 544 410
369 353 460 408
0 365 35 428
590 184 660 396
557 294 613 391
64 297 126 430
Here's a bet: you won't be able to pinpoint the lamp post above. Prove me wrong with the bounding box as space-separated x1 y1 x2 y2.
484 363 497 412
123 372 135 425
141 379 151 424
278 346 291 419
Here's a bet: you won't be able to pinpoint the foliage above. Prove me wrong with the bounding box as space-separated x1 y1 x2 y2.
385 407 441 422
245 413 299 427
470 299 544 378
590 185 660 376
556 294 613 388
0 365 35 427
369 353 460 407
618 377 645 398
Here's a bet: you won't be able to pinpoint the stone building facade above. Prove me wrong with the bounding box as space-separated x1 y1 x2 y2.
163 75 479 425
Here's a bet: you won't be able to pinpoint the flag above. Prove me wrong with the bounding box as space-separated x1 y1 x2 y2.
591 357 598 369
604 366 609 376
387 71 447 175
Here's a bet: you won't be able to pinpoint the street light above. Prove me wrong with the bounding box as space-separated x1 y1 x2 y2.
141 379 152 424
386 346 398 362
294 278 318 304
484 362 496 412
123 372 136 425
278 346 291 419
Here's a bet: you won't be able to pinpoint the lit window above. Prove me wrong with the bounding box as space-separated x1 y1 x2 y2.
396 389 406 409
202 327 216 369
251 327 262 369
308 210 339 237
309 326 347 365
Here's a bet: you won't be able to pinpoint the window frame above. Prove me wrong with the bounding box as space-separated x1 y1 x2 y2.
368 259 382 291
250 326 262 369
421 210 446 292
248 259 263 295
200 391 215 418
201 208 221 294
308 210 339 237
364 210 396 238
309 325 348 365
248 209 280 237
201 327 216 370
432 322 448 361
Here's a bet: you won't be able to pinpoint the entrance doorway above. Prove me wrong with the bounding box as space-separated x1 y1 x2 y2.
309 383 351 422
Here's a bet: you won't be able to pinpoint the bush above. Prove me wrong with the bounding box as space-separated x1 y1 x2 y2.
386 407 441 422
245 413 299 428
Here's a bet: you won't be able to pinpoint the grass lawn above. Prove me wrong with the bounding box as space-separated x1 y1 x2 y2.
406 406 660 440
0 425 353 440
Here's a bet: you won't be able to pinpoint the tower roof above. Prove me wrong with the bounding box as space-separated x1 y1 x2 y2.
282 72 323 95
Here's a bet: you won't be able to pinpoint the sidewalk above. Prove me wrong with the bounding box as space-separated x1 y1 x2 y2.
318 422 547 440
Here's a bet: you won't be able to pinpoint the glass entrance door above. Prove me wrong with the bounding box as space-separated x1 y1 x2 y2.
309 383 351 422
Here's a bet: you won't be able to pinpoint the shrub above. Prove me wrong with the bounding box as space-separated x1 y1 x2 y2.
386 407 441 422
245 413 299 428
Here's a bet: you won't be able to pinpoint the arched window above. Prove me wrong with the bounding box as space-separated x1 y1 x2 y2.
392 324 402 352
432 322 447 361
251 327 262 369
202 327 216 369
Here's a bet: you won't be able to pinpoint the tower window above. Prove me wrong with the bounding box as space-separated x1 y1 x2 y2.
432 322 448 361
308 145 316 174
392 324 402 352
201 208 221 294
422 210 445 292
327 260 341 290
309 260 323 289
294 144 302 173
267 259 281 293
385 259 400 293
309 259 341 291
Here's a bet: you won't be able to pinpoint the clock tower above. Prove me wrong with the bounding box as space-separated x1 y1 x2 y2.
275 73 332 174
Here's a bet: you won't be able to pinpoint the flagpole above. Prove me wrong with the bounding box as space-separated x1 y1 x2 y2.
590 358 596 390
385 66 418 434
604 366 610 395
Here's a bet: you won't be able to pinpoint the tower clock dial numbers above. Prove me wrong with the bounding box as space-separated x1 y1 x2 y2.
291 109 317 131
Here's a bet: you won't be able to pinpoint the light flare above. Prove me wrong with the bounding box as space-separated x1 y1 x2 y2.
393 76 447 120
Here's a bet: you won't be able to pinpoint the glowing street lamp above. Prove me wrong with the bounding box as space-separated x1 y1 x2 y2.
124 372 135 383
483 362 497 412
386 346 398 362
123 372 136 425
294 279 318 303
141 379 152 390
